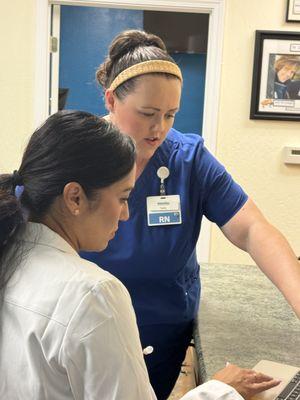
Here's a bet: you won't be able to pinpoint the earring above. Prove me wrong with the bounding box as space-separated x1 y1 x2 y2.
73 209 80 216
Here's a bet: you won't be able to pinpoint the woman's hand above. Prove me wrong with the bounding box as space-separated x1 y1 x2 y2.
212 363 281 399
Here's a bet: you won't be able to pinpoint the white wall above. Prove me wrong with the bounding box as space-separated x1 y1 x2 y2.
0 1 36 172
210 0 300 264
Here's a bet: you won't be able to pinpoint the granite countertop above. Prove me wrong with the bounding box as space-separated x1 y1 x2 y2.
193 263 300 380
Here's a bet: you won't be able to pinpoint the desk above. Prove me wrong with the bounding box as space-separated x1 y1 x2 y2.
194 263 300 380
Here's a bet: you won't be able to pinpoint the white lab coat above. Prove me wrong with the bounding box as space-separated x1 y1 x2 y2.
0 222 242 400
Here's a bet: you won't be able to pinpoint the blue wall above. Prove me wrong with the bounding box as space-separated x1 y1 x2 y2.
172 53 206 135
59 6 206 134
59 6 143 116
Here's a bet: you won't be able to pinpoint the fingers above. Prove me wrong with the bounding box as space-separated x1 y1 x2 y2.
212 364 281 400
250 371 281 391
252 378 281 392
253 372 274 383
242 371 281 399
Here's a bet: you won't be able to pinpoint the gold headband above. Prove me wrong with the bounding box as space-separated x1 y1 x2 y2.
108 60 183 91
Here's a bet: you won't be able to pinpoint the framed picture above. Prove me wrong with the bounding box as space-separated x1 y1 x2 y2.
250 31 300 121
286 0 300 22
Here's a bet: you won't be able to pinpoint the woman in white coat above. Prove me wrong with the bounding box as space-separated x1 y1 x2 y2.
0 110 279 399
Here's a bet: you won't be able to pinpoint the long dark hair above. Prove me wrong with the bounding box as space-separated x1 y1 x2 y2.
0 110 135 292
96 29 180 99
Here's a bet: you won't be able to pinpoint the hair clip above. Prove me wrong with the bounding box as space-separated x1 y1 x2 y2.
15 185 25 200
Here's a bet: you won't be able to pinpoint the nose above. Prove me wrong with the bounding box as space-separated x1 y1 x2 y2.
151 116 165 134
120 202 130 222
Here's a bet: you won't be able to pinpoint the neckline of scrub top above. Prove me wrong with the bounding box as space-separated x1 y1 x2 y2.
18 222 79 256
129 134 172 207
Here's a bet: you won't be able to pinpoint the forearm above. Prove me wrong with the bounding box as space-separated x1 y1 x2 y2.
246 219 300 318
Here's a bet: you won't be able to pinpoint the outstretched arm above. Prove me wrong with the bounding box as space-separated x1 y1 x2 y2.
221 198 300 318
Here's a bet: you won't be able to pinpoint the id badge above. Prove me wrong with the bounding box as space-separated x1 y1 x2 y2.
147 195 182 226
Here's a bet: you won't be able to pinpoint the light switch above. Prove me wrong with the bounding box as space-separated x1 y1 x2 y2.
283 146 300 164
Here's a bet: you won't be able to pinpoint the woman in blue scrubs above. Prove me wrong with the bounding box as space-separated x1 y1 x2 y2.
82 30 300 400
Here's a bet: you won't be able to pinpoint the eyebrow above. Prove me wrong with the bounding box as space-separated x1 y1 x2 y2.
141 106 179 112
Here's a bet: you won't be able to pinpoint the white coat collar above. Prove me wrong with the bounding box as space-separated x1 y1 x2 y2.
19 222 79 257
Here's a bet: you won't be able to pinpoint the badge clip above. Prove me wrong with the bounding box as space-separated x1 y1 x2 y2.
157 166 170 196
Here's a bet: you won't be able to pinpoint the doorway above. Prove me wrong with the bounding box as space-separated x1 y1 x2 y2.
35 0 226 262
56 6 208 135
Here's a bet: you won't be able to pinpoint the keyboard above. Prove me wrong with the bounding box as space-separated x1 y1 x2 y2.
276 371 300 400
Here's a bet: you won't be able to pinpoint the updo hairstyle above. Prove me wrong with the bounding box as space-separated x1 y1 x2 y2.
96 29 180 99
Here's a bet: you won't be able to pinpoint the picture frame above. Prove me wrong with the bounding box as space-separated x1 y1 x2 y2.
286 0 300 22
250 30 300 121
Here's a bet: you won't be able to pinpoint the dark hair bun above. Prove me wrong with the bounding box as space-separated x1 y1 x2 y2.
109 30 166 62
96 29 169 89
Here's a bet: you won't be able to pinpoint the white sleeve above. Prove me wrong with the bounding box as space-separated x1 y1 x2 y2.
60 277 156 400
179 380 244 400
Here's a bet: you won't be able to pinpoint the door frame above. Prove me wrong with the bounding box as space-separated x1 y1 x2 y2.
34 0 226 262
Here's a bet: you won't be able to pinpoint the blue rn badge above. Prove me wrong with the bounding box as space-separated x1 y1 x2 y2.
147 195 182 226
148 212 181 225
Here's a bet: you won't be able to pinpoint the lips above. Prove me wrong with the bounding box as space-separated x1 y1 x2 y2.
145 137 159 147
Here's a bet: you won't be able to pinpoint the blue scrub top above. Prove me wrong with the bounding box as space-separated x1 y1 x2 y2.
81 128 248 326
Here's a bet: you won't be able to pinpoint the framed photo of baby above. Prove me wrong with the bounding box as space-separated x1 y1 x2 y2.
250 31 300 121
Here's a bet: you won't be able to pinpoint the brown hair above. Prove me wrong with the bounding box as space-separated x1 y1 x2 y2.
96 30 180 99
274 55 300 73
